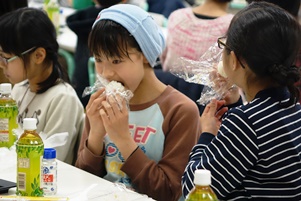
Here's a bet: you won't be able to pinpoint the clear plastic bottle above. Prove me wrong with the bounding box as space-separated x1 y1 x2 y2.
0 83 18 148
42 148 57 196
185 169 218 201
16 118 44 197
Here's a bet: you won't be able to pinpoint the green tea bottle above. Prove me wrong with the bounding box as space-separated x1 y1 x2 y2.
16 118 44 197
0 83 18 148
45 0 60 34
185 169 218 201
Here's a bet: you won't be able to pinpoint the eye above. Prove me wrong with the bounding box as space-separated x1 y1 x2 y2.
94 57 102 63
112 59 122 64
0 54 9 60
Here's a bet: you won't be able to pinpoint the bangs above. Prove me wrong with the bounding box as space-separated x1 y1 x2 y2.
88 20 141 59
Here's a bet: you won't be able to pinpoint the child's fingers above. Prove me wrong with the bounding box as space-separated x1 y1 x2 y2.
203 99 218 117
216 107 228 120
86 88 105 109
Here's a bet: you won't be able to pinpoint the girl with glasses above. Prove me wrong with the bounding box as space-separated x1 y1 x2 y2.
0 8 84 165
182 2 301 200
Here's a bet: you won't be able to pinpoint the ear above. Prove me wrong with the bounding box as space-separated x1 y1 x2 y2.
142 55 149 65
32 47 46 65
230 51 240 71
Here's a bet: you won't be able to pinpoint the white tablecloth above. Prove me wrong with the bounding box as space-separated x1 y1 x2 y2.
0 147 155 201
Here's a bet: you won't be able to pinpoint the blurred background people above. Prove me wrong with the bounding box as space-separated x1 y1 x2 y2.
161 0 234 71
155 0 234 114
147 0 187 18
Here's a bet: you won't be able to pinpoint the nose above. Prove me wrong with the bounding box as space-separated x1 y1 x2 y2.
0 58 6 68
0 63 6 69
100 65 114 80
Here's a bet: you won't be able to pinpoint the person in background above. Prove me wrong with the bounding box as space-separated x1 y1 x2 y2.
185 0 196 6
147 0 187 18
182 2 301 200
75 4 202 201
0 8 84 165
246 0 301 104
66 0 126 107
161 0 233 72
127 0 148 9
156 0 235 115
0 0 28 84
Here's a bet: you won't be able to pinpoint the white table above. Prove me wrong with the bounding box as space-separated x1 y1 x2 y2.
0 149 154 201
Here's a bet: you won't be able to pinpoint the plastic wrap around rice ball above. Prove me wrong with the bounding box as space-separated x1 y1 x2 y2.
168 42 234 105
82 75 133 105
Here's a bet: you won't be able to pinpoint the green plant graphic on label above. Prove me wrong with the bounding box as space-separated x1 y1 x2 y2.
17 142 44 197
0 102 18 148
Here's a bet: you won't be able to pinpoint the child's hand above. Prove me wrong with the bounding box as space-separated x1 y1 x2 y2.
200 99 227 136
100 94 138 160
99 94 131 143
86 88 107 138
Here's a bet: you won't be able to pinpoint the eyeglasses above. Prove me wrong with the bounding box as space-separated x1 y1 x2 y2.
0 47 36 65
217 37 246 69
217 37 231 51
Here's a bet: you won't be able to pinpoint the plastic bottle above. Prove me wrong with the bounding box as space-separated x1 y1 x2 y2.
185 169 218 201
42 148 57 196
45 0 60 34
0 83 18 148
16 118 44 197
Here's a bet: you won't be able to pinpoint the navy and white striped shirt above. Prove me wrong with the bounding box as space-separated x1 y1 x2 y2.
182 87 301 200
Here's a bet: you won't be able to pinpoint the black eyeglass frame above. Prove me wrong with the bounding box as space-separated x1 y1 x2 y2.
217 37 246 69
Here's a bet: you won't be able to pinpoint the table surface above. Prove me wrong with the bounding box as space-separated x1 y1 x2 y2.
0 149 154 201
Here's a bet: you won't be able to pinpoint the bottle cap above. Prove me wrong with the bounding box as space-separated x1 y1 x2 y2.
194 169 211 186
44 148 56 159
1 83 12 94
23 118 37 130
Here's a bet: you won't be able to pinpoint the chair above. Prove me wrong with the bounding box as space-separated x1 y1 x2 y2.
58 48 75 81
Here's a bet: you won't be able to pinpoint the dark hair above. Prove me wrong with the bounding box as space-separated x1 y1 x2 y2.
97 0 123 8
0 7 70 94
213 0 233 3
0 0 27 17
246 0 300 17
88 20 141 60
226 2 301 105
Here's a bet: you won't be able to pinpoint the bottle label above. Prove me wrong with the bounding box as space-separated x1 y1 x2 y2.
42 163 57 195
0 104 18 148
0 118 9 142
16 144 44 197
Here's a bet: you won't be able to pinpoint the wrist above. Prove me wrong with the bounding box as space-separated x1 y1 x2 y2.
87 132 104 155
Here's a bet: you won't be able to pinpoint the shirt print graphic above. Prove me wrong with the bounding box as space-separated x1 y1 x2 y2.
103 104 165 188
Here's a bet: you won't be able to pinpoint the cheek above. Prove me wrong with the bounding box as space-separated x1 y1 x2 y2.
8 72 25 84
222 53 231 76
12 67 26 83
123 65 144 92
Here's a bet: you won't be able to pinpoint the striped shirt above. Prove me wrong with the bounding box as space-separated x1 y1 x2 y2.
182 87 301 200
